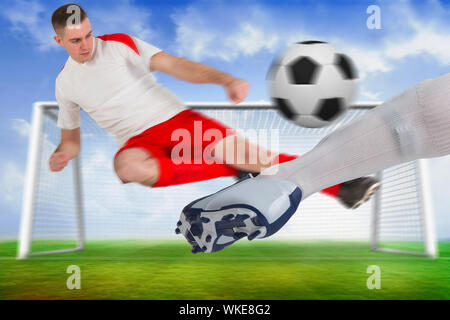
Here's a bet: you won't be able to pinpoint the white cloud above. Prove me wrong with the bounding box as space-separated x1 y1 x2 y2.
1 0 57 51
89 0 155 41
340 45 392 79
223 23 278 58
11 118 30 138
384 25 450 65
0 0 156 52
342 1 450 79
0 161 25 209
359 86 381 100
171 1 280 61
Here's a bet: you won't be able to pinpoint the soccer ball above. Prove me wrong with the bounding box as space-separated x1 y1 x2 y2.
267 41 358 128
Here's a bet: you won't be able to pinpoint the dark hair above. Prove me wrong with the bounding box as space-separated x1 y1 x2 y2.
51 3 88 36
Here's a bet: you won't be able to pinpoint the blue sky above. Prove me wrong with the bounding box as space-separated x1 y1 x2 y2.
0 0 450 240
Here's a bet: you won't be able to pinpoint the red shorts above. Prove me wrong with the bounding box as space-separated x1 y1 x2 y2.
114 109 238 187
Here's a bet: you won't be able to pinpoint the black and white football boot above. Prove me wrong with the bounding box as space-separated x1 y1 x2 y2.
337 177 381 209
175 175 302 253
235 170 260 180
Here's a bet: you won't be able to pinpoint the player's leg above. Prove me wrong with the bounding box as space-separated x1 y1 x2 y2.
176 175 302 253
211 134 278 173
259 76 450 199
212 134 379 208
212 135 335 193
114 145 238 188
114 147 160 186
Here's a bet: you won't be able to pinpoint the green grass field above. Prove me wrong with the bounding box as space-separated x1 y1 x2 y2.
1 240 449 300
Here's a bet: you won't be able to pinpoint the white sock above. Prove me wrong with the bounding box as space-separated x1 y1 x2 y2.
259 73 450 199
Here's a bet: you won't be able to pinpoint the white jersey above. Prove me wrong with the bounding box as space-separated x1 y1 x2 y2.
55 33 187 147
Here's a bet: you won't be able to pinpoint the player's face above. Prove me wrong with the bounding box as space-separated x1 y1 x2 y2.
59 17 94 64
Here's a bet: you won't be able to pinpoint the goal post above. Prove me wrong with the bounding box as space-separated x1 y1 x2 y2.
17 102 438 259
18 103 85 259
370 160 437 257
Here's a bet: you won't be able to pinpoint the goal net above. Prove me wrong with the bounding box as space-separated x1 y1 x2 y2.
17 102 437 258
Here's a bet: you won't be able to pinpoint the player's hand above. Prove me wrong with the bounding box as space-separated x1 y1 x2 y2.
49 152 71 172
225 78 249 104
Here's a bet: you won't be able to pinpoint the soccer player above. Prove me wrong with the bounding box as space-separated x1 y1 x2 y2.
178 71 450 254
48 4 378 210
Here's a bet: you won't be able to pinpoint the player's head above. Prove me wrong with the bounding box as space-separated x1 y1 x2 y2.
52 4 93 64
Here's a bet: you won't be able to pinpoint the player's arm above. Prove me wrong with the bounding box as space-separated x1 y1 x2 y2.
149 51 249 104
52 81 81 172
49 128 81 172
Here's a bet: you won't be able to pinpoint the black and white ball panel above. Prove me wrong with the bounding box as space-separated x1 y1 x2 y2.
315 98 344 121
288 57 321 84
273 65 322 115
268 40 358 128
335 53 358 80
316 65 355 102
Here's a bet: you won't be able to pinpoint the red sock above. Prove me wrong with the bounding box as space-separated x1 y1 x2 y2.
320 184 341 197
271 153 299 165
275 153 342 198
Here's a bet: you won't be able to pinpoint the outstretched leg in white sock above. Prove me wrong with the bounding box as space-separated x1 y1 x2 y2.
259 73 450 199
